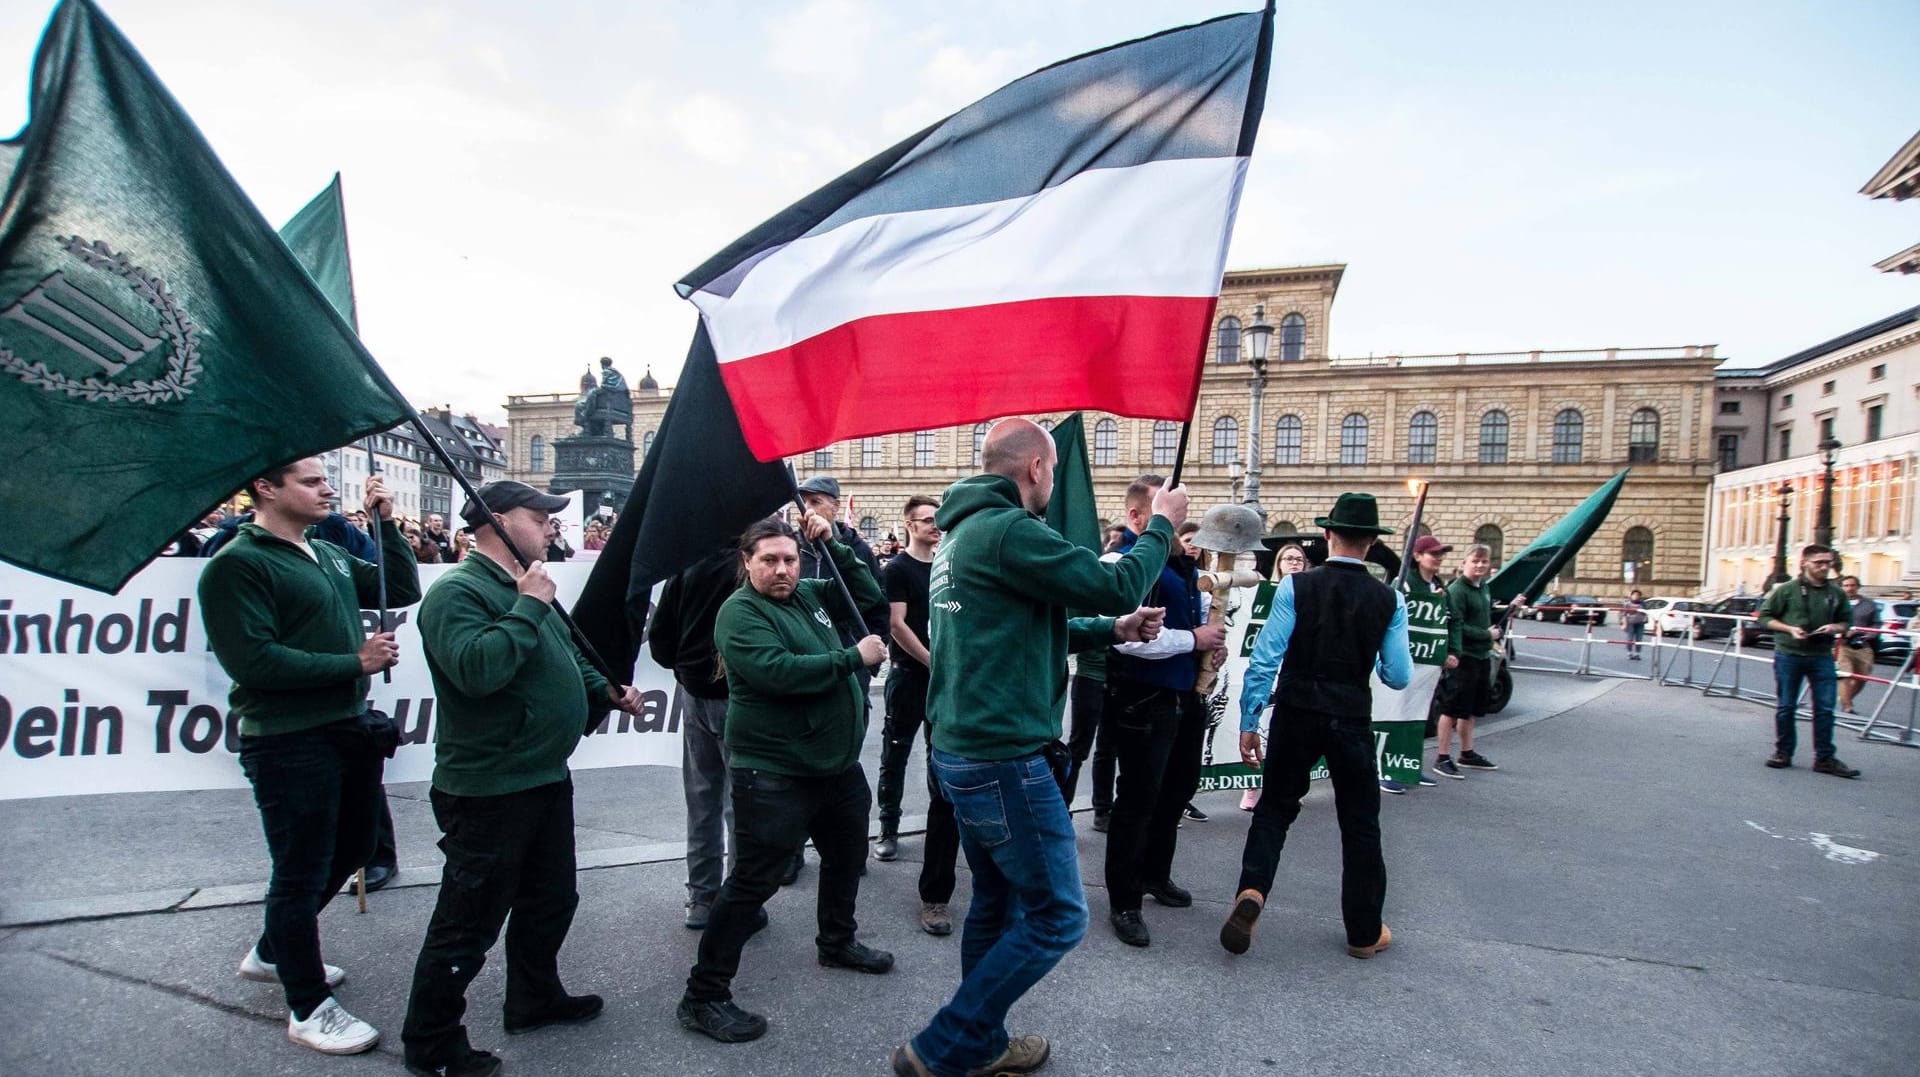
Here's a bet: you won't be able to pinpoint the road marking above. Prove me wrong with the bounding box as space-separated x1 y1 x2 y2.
1744 821 1881 864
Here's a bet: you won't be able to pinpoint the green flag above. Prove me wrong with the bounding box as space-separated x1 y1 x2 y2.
278 175 358 331
0 2 409 592
1487 469 1631 604
1046 413 1101 553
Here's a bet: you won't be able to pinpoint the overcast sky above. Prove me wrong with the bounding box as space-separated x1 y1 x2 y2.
3 0 1915 420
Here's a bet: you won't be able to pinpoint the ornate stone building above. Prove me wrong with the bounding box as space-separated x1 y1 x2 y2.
506 266 1723 595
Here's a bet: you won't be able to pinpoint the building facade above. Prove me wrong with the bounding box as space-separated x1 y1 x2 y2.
505 266 1724 595
1704 306 1920 592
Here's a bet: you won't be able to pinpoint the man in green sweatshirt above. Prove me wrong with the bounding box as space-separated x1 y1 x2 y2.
680 513 893 1045
892 419 1183 1077
1433 542 1500 779
198 457 420 1057
401 481 644 1077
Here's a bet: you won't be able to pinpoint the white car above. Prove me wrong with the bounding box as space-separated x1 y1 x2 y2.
1640 596 1712 637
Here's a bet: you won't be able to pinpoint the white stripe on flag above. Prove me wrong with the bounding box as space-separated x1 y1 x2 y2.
689 155 1248 364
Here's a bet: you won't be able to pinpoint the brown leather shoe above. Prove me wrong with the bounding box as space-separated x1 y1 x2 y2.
1812 757 1860 778
1347 923 1392 959
1764 752 1791 769
1219 888 1264 955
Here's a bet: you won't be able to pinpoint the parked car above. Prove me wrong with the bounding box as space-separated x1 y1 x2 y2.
1711 596 1763 647
1638 596 1691 636
1561 596 1608 626
1524 594 1568 622
1871 600 1915 665
1643 597 1728 640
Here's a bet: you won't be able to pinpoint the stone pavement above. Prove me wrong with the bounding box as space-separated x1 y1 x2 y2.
1 673 1914 1076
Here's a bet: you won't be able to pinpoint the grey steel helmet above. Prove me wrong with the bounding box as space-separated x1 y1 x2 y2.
1190 504 1267 554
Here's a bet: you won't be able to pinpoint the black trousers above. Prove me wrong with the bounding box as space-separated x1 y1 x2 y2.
238 721 384 1019
368 793 398 872
687 763 871 1002
877 665 930 833
919 752 962 904
1062 675 1117 810
1102 682 1204 912
402 780 579 1065
1236 707 1386 947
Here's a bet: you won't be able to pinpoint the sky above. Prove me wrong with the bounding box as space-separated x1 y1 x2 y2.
3 0 1916 421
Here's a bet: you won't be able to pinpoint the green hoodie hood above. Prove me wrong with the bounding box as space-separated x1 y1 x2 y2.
928 473 1174 760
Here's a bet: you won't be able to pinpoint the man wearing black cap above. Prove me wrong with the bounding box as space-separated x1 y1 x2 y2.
401 481 645 1077
1220 493 1413 960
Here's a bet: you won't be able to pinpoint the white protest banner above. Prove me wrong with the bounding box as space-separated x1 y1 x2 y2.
0 559 675 800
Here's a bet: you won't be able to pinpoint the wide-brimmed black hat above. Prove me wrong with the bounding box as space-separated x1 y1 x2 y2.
1313 493 1395 535
461 481 570 526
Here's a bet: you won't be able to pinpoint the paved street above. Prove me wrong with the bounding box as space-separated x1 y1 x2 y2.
2 671 1915 1077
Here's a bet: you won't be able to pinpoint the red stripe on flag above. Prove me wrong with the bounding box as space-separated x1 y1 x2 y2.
717 294 1215 462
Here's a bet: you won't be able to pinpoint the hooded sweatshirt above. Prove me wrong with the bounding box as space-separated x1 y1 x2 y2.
928 474 1173 760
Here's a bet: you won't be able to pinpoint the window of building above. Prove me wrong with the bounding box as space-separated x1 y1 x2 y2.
528 435 545 472
1867 404 1884 442
1216 316 1241 364
914 430 935 467
642 430 655 458
1339 413 1368 465
1478 409 1510 464
1821 380 1835 396
1474 524 1504 567
1623 526 1654 583
1819 415 1835 444
1870 363 1886 382
1279 312 1306 363
1274 415 1302 465
813 448 834 469
1717 434 1739 471
1407 411 1437 465
1212 416 1238 465
1551 408 1584 464
1777 427 1792 459
1093 419 1118 466
973 423 990 467
1781 392 1794 408
1719 400 1741 415
1152 420 1179 467
859 516 878 542
862 436 883 468
1628 408 1660 463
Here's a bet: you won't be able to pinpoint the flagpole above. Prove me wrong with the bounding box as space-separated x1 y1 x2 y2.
785 467 871 632
1167 422 1193 488
365 436 391 683
1395 479 1430 590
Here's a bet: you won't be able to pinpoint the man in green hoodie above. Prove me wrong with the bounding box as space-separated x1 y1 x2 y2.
680 513 894 1045
892 419 1184 1077
199 457 420 1057
401 480 645 1077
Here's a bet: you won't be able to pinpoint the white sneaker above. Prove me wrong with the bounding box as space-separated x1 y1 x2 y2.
239 946 345 989
287 997 379 1054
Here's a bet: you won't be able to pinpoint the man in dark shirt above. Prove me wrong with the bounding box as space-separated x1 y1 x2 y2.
1758 545 1859 777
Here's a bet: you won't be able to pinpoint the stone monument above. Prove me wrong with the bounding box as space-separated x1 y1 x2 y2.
549 357 636 511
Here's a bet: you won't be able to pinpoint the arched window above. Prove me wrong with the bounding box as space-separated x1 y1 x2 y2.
813 448 834 469
973 422 991 467
1623 526 1654 583
861 436 883 468
1339 413 1368 465
1216 316 1241 364
528 435 545 472
1270 520 1299 535
1552 408 1584 463
1407 411 1437 465
1474 524 1504 567
1152 420 1179 467
1039 418 1055 433
1479 409 1510 464
1274 415 1302 465
1279 312 1306 363
1629 408 1660 463
914 430 935 468
859 516 879 542
1212 416 1238 465
641 430 655 459
1093 419 1118 466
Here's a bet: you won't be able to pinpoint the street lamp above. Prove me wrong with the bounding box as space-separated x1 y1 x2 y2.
1768 481 1795 587
1814 436 1841 551
1241 304 1274 513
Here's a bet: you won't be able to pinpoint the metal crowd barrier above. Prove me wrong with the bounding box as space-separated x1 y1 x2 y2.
1504 604 1918 749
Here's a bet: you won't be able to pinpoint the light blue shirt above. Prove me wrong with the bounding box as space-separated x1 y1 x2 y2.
1238 557 1415 733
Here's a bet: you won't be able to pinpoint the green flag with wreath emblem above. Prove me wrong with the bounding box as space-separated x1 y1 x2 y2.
0 1 408 591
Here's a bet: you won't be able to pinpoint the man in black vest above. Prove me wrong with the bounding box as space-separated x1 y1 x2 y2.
1219 493 1414 959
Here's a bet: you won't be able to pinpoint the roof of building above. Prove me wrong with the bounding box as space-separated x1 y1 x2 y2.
1861 129 1920 200
1726 304 1920 379
1873 240 1920 275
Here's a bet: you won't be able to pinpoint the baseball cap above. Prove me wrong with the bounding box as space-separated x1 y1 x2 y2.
796 475 842 500
460 481 571 527
1412 534 1453 556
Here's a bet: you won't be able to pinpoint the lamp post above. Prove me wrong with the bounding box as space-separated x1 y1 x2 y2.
1768 481 1794 588
1814 436 1841 550
1241 304 1273 514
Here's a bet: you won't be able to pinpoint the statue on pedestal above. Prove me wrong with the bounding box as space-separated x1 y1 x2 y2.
572 356 634 440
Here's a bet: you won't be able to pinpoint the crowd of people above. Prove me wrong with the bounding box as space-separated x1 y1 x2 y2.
191 419 1874 1077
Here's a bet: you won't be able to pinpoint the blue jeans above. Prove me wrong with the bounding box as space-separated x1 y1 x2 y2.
1772 652 1838 761
913 749 1088 1077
